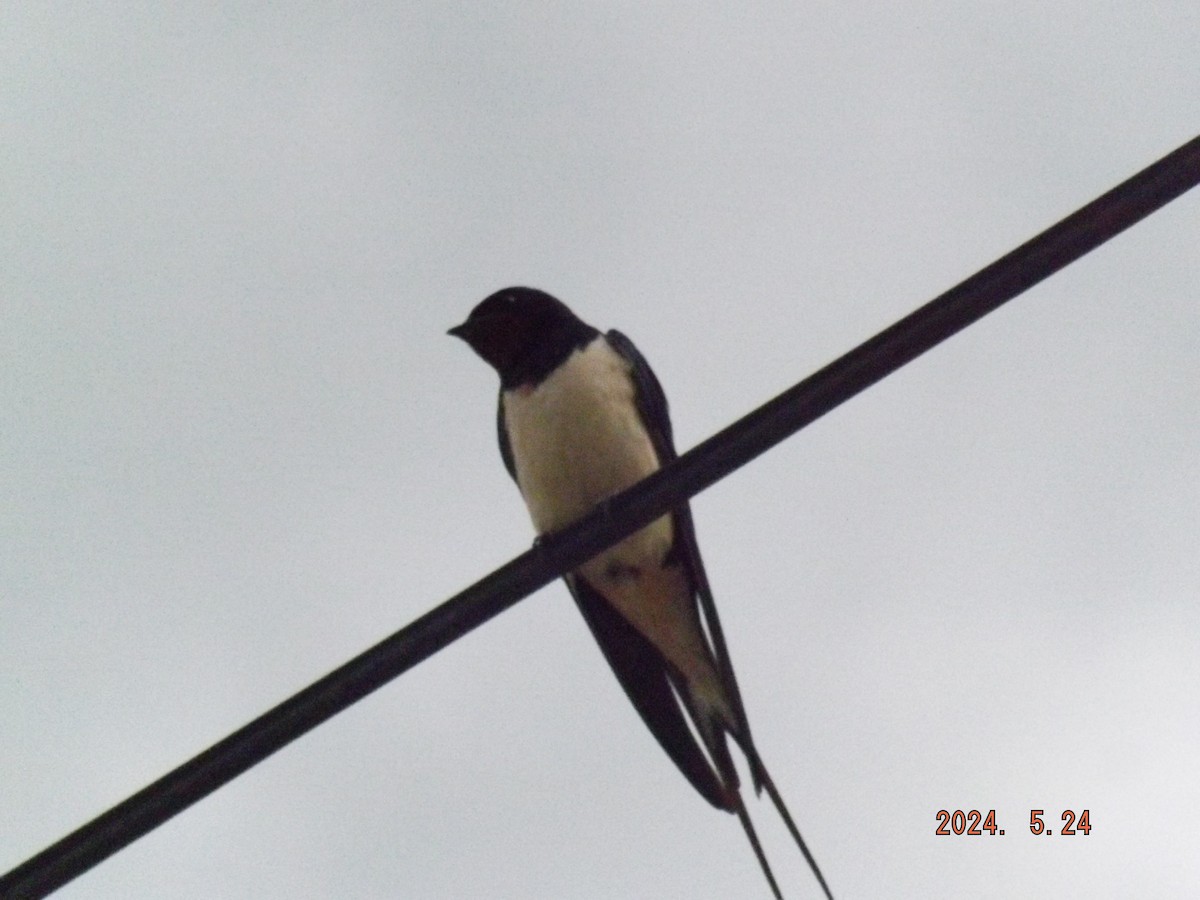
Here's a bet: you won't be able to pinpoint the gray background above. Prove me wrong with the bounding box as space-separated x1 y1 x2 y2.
4 4 1198 898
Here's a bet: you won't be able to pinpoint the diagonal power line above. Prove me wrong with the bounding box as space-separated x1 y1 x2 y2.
4 134 1199 899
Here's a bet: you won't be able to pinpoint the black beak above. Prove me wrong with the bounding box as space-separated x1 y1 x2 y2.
447 322 470 340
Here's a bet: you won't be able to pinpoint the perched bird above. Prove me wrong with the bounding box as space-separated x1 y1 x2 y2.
449 287 832 899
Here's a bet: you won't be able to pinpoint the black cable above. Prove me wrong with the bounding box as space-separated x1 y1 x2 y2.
3 134 1198 899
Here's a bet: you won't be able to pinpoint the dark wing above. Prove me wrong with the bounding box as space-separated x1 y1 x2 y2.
497 389 517 482
604 330 761 782
565 572 731 809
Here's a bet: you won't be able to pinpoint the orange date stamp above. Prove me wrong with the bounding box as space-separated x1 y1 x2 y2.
935 809 1091 836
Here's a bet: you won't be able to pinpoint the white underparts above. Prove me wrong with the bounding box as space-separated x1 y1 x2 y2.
504 337 732 727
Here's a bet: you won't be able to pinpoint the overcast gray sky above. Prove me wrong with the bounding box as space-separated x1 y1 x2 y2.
3 4 1199 898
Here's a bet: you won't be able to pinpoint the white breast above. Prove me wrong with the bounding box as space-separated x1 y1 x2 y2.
503 337 673 568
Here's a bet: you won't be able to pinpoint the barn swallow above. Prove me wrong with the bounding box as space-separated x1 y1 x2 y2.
450 287 833 899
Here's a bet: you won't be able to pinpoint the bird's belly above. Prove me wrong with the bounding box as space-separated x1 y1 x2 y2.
504 342 674 570
504 342 729 720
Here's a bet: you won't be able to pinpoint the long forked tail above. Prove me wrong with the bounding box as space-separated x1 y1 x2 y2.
737 748 834 899
753 753 840 900
733 795 782 899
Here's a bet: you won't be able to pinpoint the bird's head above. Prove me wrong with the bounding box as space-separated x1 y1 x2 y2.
449 287 596 388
